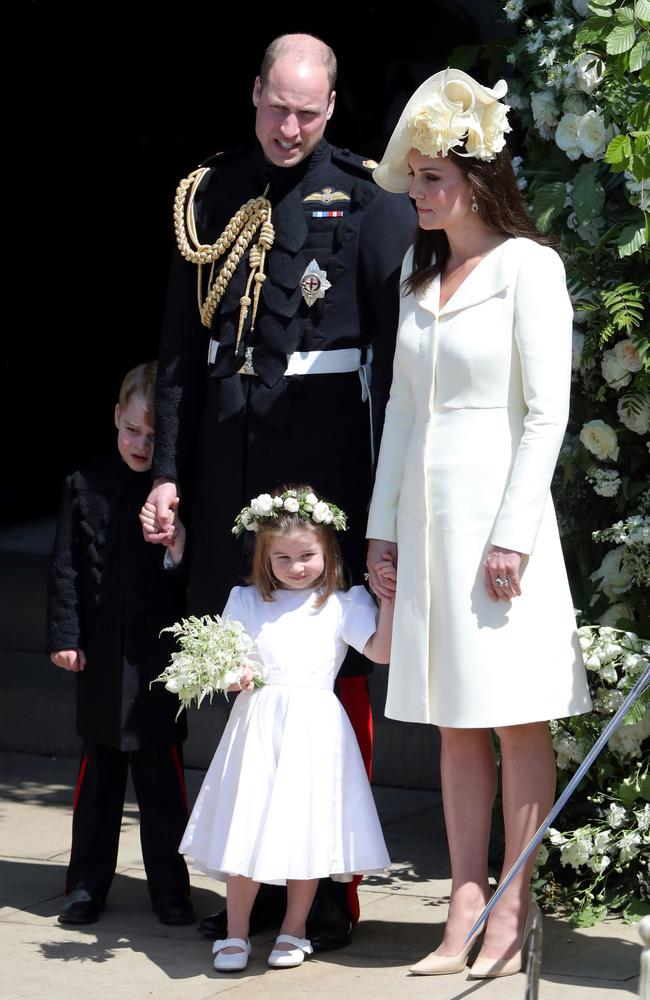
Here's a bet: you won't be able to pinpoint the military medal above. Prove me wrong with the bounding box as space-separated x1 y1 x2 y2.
300 259 331 307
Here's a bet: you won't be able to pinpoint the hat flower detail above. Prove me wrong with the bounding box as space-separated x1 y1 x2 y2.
410 75 512 163
233 489 347 536
373 69 512 193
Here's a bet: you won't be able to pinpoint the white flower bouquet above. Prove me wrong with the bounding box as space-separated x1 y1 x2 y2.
152 615 265 717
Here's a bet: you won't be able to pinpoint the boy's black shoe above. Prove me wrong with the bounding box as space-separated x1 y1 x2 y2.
306 899 353 951
58 888 104 925
198 908 273 938
153 895 196 925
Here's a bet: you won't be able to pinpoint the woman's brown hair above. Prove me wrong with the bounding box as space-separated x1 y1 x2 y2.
249 485 349 607
404 148 556 297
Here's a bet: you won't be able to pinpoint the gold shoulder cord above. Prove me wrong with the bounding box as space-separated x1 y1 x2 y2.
173 168 274 352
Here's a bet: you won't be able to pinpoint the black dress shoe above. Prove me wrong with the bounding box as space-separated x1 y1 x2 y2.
197 907 278 938
306 899 353 952
153 896 196 926
58 888 104 925
197 909 228 938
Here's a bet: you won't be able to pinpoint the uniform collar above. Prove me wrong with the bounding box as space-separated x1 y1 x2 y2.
417 238 514 317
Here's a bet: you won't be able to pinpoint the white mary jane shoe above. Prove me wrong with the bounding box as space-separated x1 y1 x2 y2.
212 937 251 972
267 934 313 968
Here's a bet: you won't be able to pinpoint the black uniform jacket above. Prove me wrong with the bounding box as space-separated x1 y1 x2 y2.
154 138 415 625
47 454 187 750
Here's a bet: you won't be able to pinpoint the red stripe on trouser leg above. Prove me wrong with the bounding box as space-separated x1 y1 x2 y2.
66 752 89 894
171 745 189 815
336 675 373 779
336 675 374 925
72 753 89 815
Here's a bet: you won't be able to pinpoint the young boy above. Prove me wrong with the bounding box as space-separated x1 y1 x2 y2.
47 361 194 926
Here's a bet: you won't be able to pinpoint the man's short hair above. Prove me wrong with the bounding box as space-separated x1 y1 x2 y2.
259 34 337 93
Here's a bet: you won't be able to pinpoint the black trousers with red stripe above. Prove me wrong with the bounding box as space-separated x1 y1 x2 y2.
66 742 191 905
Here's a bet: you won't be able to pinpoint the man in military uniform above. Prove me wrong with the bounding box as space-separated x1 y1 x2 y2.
146 33 414 948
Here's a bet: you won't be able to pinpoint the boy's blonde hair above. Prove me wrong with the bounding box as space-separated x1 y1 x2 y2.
118 362 157 421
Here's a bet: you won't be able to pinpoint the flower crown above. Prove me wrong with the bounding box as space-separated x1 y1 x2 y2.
232 489 348 537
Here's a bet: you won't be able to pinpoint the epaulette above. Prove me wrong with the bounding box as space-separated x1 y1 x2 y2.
198 148 235 170
331 147 379 177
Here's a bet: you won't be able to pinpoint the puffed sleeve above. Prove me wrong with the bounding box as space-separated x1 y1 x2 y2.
339 585 379 654
366 247 416 542
222 585 247 626
490 244 572 555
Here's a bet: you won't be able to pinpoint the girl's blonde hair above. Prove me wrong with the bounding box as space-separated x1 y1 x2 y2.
250 484 349 607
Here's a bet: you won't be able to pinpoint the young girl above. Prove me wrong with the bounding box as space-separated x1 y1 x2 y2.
179 485 395 973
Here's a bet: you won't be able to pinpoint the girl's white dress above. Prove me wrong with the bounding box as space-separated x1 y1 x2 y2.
179 584 390 885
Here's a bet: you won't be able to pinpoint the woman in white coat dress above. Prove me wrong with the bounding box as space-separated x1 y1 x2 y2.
366 70 592 979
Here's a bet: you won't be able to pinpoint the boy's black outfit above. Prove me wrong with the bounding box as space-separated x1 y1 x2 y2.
47 452 192 923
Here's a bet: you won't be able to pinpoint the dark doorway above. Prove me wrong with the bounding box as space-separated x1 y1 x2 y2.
11 0 504 521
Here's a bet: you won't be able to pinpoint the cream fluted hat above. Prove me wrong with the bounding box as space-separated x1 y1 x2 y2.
373 68 511 193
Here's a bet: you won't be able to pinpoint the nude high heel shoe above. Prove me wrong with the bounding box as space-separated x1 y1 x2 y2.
409 928 483 975
467 899 541 979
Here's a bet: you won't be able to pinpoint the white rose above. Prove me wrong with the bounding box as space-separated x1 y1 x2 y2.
165 677 183 693
563 92 589 115
251 493 274 516
572 0 591 15
283 497 300 513
576 217 604 246
555 113 582 160
305 493 319 505
590 546 633 600
531 90 559 130
272 496 284 508
624 172 650 212
601 349 633 389
507 92 528 109
579 419 619 461
312 501 333 524
614 339 644 373
536 844 549 866
573 53 604 95
572 330 585 371
617 396 650 435
578 110 608 159
598 603 633 627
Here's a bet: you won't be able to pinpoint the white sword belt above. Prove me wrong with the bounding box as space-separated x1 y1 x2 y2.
207 340 375 465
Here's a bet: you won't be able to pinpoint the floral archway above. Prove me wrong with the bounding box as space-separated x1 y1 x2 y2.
452 0 649 925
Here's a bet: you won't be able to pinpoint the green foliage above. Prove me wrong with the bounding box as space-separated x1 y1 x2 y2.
492 0 650 925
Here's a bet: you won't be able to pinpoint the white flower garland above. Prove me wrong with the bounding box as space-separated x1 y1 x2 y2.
232 489 347 537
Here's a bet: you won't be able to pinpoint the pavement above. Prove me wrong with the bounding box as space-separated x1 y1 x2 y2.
0 751 642 1000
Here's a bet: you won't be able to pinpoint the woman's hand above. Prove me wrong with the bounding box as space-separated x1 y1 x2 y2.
484 545 523 602
367 539 398 600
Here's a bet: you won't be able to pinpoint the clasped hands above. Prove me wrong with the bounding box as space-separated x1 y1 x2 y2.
367 539 522 602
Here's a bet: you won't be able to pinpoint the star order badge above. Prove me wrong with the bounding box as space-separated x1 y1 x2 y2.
300 259 331 307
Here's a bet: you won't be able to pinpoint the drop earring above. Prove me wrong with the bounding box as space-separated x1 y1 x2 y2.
471 194 479 213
